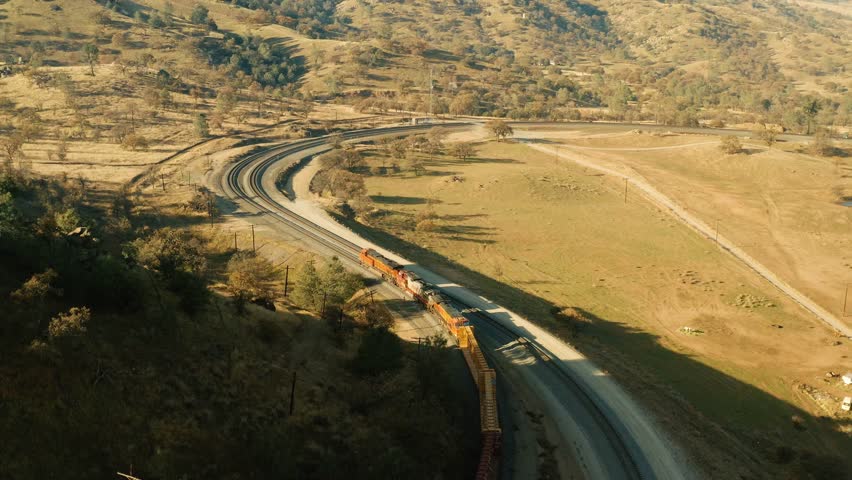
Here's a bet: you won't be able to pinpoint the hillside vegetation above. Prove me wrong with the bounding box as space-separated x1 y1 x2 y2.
0 170 475 479
0 0 849 155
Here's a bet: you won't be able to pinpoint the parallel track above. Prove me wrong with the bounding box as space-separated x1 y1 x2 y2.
222 124 646 480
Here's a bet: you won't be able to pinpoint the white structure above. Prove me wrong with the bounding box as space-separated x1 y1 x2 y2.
843 373 852 385
842 397 851 412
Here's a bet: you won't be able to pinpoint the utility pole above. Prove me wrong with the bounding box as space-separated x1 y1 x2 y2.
715 219 720 244
844 284 850 316
233 231 237 251
161 173 166 191
623 177 628 204
320 292 328 317
429 67 434 118
283 265 290 297
251 224 256 253
288 370 297 416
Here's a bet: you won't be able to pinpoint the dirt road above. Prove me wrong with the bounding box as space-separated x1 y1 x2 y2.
523 140 852 338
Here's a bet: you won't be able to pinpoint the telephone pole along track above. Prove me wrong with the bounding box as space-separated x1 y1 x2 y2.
218 123 689 480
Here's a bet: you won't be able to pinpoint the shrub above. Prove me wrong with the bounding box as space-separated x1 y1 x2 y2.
129 227 206 279
122 134 149 151
169 270 210 315
809 131 834 156
416 219 436 232
48 306 91 339
227 251 278 312
719 135 742 154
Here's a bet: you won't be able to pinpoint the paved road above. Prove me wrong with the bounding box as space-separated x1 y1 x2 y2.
209 124 695 480
522 139 852 338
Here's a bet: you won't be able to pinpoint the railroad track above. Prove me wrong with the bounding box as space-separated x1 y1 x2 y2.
460 306 643 479
220 124 656 480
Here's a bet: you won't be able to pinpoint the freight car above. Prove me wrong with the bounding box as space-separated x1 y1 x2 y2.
359 248 500 480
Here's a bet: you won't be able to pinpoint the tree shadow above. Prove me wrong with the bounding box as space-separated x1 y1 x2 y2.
370 195 434 205
443 156 522 166
424 49 460 63
330 211 852 478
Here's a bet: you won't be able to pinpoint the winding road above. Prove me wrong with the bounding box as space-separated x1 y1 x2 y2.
208 123 694 480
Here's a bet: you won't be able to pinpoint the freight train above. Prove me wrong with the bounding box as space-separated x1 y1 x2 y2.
359 248 501 480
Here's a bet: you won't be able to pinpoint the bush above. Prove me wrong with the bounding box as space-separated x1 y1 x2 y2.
227 251 278 312
89 255 143 312
416 219 436 232
169 270 210 315
809 131 835 156
122 134 149 151
48 307 91 339
719 135 742 154
129 227 206 279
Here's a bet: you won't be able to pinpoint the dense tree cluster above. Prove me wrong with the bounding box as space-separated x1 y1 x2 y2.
220 0 344 37
198 33 304 88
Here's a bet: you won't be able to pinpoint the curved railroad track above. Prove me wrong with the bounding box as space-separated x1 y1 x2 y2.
216 123 688 480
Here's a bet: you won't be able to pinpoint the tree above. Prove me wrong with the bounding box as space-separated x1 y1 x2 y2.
227 251 279 312
194 113 210 138
54 208 82 234
48 306 91 339
358 302 394 329
809 131 834 156
449 93 478 116
11 269 60 305
321 257 362 307
190 4 209 25
1 133 24 171
719 136 742 154
294 260 323 310
450 142 475 161
341 148 364 170
0 192 17 236
389 139 409 160
215 87 238 119
328 170 366 200
753 124 778 148
298 95 314 119
190 87 203 108
130 227 206 280
426 126 447 154
801 99 821 135
293 258 361 312
486 120 513 141
81 43 99 76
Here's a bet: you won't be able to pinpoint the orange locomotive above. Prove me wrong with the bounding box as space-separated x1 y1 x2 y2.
359 248 471 330
359 248 500 479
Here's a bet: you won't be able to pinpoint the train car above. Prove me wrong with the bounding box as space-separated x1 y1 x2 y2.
360 248 404 286
359 247 500 480
399 270 427 299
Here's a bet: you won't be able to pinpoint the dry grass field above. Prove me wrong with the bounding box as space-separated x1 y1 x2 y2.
342 134 852 474
539 128 852 323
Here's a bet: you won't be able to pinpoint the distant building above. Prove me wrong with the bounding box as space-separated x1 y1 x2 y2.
843 373 852 385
